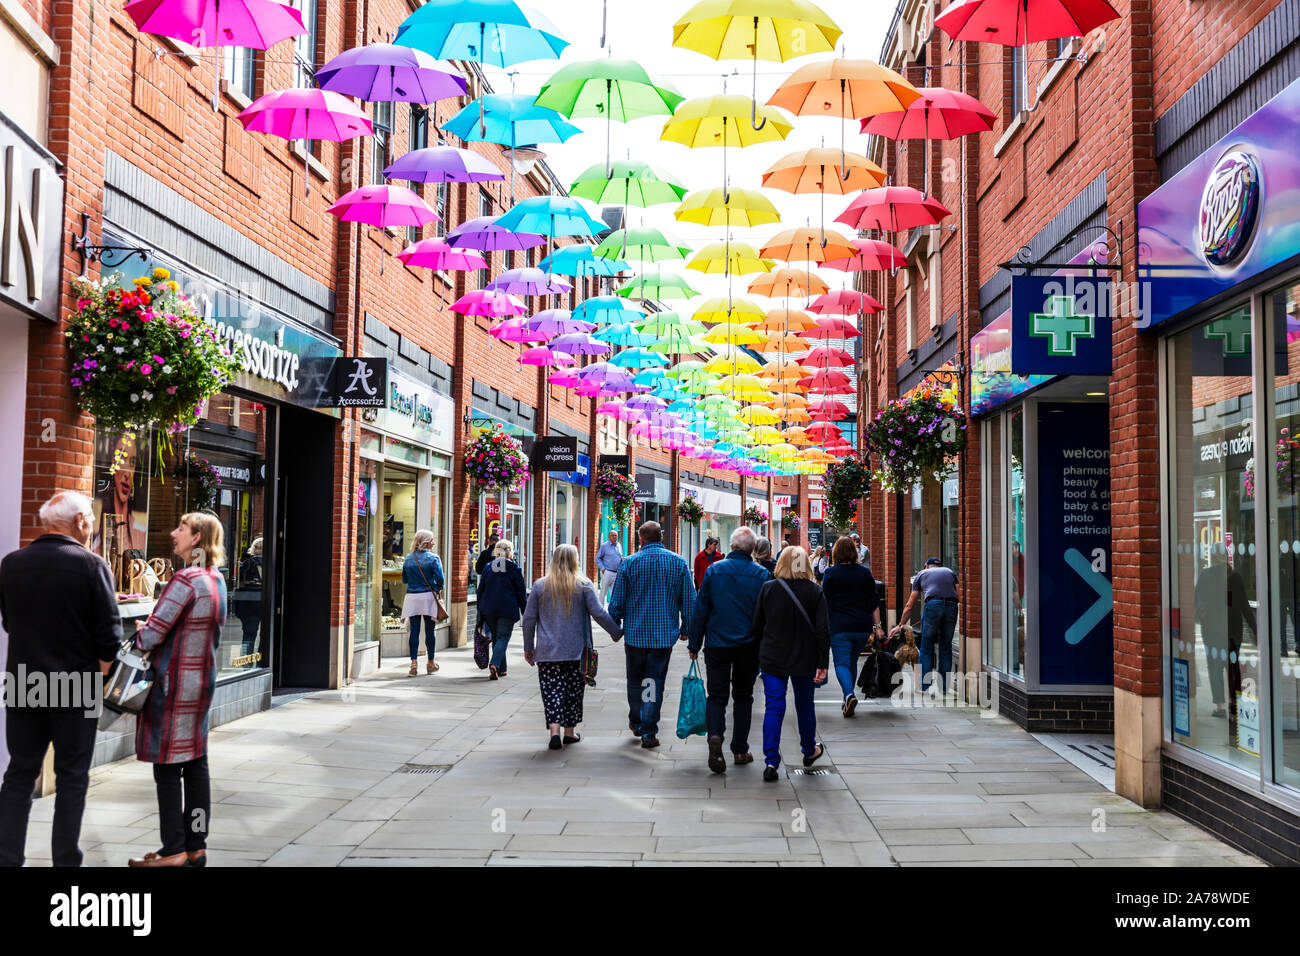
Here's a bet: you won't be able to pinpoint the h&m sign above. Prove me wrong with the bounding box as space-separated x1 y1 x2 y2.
0 112 63 322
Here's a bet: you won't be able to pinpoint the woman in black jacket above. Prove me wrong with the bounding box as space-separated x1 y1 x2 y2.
476 539 528 679
752 546 830 781
820 536 883 717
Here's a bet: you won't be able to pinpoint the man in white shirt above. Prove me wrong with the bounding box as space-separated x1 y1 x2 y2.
851 533 870 567
596 530 623 605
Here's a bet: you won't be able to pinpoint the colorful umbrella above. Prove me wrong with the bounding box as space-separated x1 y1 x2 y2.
397 239 486 272
756 307 819 333
316 44 467 103
610 347 670 369
550 333 612 355
446 216 545 251
809 290 881 315
443 94 581 199
702 323 764 346
935 0 1120 46
616 273 700 300
693 297 765 324
760 227 857 264
495 196 607 239
748 268 828 298
807 316 862 338
802 346 855 368
238 88 372 195
326 184 438 273
450 289 526 317
798 368 853 393
820 238 906 272
674 187 781 228
808 397 851 420
487 267 572 296
662 95 793 195
384 145 505 183
519 346 577 367
573 295 645 324
761 148 888 244
673 0 841 130
490 318 549 342
835 186 952 232
686 242 775 276
595 323 658 347
522 310 593 337
539 246 629 277
569 160 687 208
861 86 996 140
594 227 692 263
394 0 569 68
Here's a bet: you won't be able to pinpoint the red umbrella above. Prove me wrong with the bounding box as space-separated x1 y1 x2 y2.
803 346 855 368
861 87 995 140
805 421 843 442
809 398 851 420
821 238 906 272
809 290 881 315
798 368 855 394
935 0 1119 46
836 186 951 232
806 316 862 339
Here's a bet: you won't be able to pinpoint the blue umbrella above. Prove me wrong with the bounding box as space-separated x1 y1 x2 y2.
610 347 669 369
496 197 608 269
540 246 631 277
574 295 645 325
593 323 656 347
443 94 580 200
394 0 568 68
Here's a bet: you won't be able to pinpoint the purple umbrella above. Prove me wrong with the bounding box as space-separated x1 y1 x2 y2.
521 310 593 337
447 216 545 251
624 394 667 412
238 88 372 195
316 43 467 103
384 145 505 183
576 362 633 384
487 267 572 296
549 333 612 355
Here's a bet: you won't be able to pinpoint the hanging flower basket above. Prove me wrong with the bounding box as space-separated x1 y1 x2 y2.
742 504 768 526
1244 428 1300 499
823 455 873 529
864 385 967 494
677 491 704 524
65 270 241 436
174 452 221 511
782 511 801 532
464 426 530 490
595 465 637 526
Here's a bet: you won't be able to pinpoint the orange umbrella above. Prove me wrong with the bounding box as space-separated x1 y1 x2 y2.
758 361 811 382
756 307 820 333
761 150 887 244
762 391 810 409
783 424 814 442
757 331 813 353
749 267 829 298
760 227 856 264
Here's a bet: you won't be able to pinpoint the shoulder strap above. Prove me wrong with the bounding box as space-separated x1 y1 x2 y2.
412 554 434 591
775 578 815 633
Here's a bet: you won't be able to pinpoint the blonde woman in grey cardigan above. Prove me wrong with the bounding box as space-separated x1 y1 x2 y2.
522 544 622 751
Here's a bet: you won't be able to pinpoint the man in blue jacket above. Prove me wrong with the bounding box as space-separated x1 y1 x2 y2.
687 526 772 774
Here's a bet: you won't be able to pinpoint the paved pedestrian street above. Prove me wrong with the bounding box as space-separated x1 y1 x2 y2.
26 633 1262 867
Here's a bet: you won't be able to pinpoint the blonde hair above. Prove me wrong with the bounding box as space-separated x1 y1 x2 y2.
774 545 813 582
412 529 435 552
494 539 514 561
180 512 225 568
542 544 586 615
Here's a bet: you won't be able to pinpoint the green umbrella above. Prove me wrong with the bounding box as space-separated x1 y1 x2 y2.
570 160 687 207
637 313 708 336
616 272 700 300
536 59 685 176
595 227 692 263
648 330 706 355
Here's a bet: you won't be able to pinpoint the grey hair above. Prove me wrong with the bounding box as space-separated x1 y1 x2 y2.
730 526 757 554
754 536 772 559
412 529 435 552
494 539 514 560
39 491 93 531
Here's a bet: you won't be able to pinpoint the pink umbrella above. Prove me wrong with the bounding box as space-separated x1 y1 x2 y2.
450 289 526 317
806 316 862 339
328 184 439 274
835 187 952 233
519 347 576 367
239 88 372 195
487 267 573 296
596 400 646 422
821 238 907 272
802 346 856 368
861 87 996 140
397 238 486 271
808 398 851 421
809 291 881 315
798 369 855 394
490 318 548 343
935 0 1119 46
549 368 585 387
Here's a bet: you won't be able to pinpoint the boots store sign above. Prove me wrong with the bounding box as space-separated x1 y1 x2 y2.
0 111 64 323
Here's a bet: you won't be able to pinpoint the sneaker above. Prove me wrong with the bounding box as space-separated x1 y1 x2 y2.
707 735 726 774
843 695 858 718
641 737 660 749
762 765 779 782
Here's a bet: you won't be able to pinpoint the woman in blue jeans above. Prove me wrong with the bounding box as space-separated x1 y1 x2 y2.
751 546 830 781
819 536 883 717
476 539 528 679
401 530 445 676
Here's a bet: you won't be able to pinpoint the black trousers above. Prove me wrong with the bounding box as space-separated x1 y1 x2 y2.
0 707 98 867
703 641 760 754
153 755 210 856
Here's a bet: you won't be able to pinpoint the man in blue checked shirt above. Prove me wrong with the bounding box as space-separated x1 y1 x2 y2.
595 530 623 606
608 521 696 749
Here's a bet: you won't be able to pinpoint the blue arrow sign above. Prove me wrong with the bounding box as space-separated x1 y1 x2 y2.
1063 548 1113 645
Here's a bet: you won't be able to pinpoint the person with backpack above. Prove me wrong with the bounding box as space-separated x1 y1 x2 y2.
751 546 830 782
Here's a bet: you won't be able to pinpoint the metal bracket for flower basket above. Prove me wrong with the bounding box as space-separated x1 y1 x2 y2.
71 213 151 276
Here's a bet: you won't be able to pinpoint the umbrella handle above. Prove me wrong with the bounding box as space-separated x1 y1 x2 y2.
749 43 767 132
600 0 607 48
839 84 853 182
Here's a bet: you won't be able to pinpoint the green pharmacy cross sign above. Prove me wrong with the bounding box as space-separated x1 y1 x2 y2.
1030 295 1095 356
1204 312 1252 356
1011 275 1113 376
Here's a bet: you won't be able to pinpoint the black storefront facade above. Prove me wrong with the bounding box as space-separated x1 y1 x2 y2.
89 153 345 765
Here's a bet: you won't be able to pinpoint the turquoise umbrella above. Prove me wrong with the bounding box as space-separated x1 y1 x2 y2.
443 94 580 200
394 0 568 68
540 246 631 277
574 295 646 324
594 323 657 347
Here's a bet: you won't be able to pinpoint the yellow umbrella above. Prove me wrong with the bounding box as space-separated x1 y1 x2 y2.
716 373 774 399
747 425 785 445
660 94 794 147
738 405 781 426
760 227 857 264
676 187 781 229
767 441 801 459
755 307 819 333
686 241 776 275
703 323 765 346
674 0 842 130
749 267 829 298
756 331 812 353
693 297 765 324
704 352 761 375
762 391 810 409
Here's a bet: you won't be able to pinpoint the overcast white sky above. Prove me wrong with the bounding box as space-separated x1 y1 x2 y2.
477 0 898 304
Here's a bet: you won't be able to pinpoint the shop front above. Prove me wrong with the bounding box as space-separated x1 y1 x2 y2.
547 452 589 566
808 497 825 552
680 481 742 561
467 415 535 600
1139 75 1300 862
598 455 632 557
352 369 455 675
634 464 673 549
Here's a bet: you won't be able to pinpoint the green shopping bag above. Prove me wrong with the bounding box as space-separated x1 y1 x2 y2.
676 659 707 739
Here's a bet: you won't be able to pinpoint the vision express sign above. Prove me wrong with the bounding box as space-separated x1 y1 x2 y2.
532 436 577 471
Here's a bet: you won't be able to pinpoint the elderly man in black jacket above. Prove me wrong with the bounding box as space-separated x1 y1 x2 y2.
0 491 121 867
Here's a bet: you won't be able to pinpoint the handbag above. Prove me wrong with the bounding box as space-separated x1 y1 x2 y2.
411 555 449 623
774 578 826 684
473 617 491 669
102 637 154 716
581 609 598 687
676 659 707 739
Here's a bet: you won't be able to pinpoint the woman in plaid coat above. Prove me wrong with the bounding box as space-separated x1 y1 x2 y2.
128 512 227 868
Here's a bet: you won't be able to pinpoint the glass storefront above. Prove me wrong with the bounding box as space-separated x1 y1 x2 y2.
471 484 531 595
92 390 272 678
1008 406 1027 678
983 411 1004 674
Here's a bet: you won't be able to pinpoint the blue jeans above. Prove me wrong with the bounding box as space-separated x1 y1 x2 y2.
760 672 818 769
920 598 958 692
624 645 674 740
831 632 872 701
483 616 515 674
408 616 436 660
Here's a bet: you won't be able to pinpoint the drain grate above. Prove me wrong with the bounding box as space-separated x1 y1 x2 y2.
789 768 833 776
401 764 451 775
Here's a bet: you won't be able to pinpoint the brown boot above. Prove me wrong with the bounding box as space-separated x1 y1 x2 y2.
186 850 207 867
128 850 188 867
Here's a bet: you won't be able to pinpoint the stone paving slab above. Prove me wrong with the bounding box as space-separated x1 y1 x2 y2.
17 633 1263 867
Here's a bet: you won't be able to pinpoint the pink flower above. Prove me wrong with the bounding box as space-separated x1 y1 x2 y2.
141 364 152 375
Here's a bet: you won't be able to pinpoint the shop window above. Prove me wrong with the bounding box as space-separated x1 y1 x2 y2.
291 0 317 89
1166 305 1261 775
223 47 256 100
984 416 1004 670
353 457 379 645
1008 406 1026 679
372 100 392 186
92 393 272 678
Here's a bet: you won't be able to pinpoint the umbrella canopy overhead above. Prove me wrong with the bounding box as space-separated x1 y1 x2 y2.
490 318 549 342
487 267 572 296
761 147 887 195
768 57 919 119
451 289 527 317
748 267 829 298
861 86 996 140
393 0 569 67
760 227 857 263
661 95 794 147
446 216 545 250
674 186 781 228
573 295 645 324
756 307 820 333
594 227 692 262
616 272 701 300
835 186 952 232
935 0 1120 45
384 145 505 183
125 0 305 49
672 0 841 59
238 88 373 141
315 44 467 102
538 246 630 277
821 238 907 272
809 290 882 315
496 196 607 237
685 242 776 275
536 58 685 120
397 239 487 272
326 185 438 227
693 297 765 325
443 93 582 146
